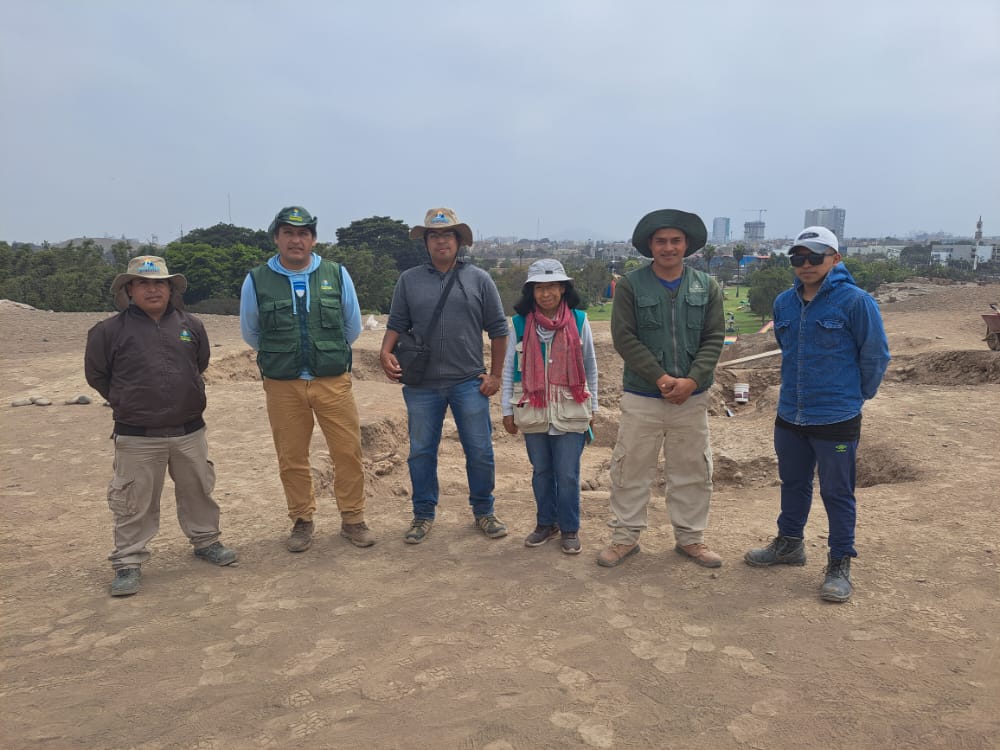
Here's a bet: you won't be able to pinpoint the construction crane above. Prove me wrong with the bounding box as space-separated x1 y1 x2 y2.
741 209 767 222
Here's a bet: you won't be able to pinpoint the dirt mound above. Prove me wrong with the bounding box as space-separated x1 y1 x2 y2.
204 349 260 383
856 440 922 487
887 350 1000 386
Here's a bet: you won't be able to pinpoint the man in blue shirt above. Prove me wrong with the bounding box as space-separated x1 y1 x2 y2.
744 226 890 602
240 207 372 553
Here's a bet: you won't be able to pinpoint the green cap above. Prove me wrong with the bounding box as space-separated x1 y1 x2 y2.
268 206 317 236
631 209 707 258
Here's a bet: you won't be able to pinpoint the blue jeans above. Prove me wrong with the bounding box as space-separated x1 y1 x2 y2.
524 431 586 533
774 424 858 558
403 378 496 520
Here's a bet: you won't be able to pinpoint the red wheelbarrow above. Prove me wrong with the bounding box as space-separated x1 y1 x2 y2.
984 303 1000 351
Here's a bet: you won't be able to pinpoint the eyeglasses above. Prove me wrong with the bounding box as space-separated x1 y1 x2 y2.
790 252 836 267
425 230 457 241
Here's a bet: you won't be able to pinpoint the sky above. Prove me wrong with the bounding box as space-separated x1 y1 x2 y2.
2 0 998 246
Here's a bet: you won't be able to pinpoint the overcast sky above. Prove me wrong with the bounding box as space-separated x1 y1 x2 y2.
2 1 998 246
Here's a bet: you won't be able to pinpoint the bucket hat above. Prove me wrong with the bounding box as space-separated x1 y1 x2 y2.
525 258 573 284
408 207 474 248
110 256 187 311
631 209 708 258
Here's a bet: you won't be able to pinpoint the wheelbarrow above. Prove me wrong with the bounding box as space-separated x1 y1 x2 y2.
984 303 1000 351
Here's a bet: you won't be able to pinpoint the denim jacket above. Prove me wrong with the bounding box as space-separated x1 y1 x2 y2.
772 263 890 426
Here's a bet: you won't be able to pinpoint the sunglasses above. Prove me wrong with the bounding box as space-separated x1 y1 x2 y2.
790 252 836 267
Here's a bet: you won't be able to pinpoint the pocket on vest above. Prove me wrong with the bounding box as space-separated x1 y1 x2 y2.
261 299 294 331
314 339 347 375
319 297 344 330
511 383 550 433
258 341 298 379
551 389 592 433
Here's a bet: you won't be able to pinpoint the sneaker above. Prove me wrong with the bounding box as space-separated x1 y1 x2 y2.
560 531 582 555
286 519 315 553
597 542 640 568
820 554 853 602
524 524 560 547
475 514 508 539
404 518 433 544
675 542 723 568
744 535 806 567
110 567 141 597
194 541 238 566
340 521 376 548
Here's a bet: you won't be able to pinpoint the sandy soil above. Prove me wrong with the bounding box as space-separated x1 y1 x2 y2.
1 280 998 750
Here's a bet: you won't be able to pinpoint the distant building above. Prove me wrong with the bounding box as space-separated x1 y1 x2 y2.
743 221 765 244
804 206 846 239
711 217 730 244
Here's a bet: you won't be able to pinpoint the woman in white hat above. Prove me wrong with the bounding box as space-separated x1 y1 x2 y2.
500 259 598 554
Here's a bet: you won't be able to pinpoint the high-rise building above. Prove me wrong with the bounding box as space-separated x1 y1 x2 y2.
711 217 730 244
743 221 765 244
804 206 846 239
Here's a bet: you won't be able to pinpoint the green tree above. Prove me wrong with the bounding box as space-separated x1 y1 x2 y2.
335 216 425 271
899 245 932 267
319 243 399 313
732 245 746 282
569 259 612 307
182 223 273 252
747 266 792 324
702 243 717 274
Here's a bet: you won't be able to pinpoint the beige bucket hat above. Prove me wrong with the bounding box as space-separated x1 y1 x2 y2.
408 207 474 248
110 255 188 311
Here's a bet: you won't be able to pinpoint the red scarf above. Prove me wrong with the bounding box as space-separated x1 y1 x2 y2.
521 302 589 408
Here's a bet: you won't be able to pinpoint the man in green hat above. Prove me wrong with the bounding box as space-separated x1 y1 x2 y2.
598 209 725 569
240 206 372 553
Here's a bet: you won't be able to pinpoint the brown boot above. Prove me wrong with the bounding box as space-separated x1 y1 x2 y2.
340 521 375 548
286 519 314 552
675 542 722 568
597 542 640 568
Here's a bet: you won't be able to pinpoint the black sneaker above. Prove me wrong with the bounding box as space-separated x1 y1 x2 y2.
560 532 582 555
524 524 560 547
744 535 806 567
194 541 238 566
404 518 433 544
110 567 141 597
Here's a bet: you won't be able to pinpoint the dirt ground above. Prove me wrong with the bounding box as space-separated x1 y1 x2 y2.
1 280 998 750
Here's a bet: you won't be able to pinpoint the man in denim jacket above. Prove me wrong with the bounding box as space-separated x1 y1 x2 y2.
745 226 890 602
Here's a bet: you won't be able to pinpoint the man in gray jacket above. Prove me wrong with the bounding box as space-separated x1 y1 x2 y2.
379 208 508 544
85 256 237 597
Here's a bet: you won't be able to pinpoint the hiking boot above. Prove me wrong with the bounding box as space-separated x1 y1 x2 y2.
744 535 806 567
524 524 560 547
286 519 314 553
821 554 853 602
597 542 640 568
110 567 141 597
560 531 582 555
675 542 723 568
340 522 376 548
475 514 508 539
194 541 238 566
404 518 433 544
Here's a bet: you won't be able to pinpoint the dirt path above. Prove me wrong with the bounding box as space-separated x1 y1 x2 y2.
1 281 998 749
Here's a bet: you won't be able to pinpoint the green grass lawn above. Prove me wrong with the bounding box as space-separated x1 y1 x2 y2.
586 288 769 335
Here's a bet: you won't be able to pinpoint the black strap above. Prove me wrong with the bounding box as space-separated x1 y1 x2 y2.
420 267 459 342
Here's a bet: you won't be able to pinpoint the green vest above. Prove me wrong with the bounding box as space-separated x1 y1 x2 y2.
622 266 714 393
250 260 351 380
511 309 585 383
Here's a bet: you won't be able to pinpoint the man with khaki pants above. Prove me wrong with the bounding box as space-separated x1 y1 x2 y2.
240 206 372 552
598 209 725 569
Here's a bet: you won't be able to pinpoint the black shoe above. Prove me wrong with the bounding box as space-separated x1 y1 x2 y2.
194 541 238 566
110 567 141 597
560 532 582 555
821 554 853 602
744 535 806 567
524 524 560 547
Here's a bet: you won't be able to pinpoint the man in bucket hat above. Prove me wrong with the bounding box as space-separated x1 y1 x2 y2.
379 208 509 544
598 210 726 569
240 206 372 553
85 256 237 596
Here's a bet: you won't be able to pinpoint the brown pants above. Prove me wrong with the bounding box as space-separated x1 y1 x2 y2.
263 374 366 524
107 429 221 569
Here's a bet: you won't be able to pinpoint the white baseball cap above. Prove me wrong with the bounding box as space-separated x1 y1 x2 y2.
790 226 839 254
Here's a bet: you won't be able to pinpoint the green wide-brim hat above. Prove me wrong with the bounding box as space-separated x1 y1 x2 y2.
631 209 708 258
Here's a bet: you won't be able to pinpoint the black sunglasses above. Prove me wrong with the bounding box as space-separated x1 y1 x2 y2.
790 252 835 267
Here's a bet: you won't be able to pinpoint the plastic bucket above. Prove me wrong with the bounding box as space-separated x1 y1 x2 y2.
734 383 750 404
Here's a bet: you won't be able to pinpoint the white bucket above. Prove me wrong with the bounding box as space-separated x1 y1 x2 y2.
734 383 750 404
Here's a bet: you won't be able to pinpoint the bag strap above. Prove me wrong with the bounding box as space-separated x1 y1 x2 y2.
421 266 459 341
